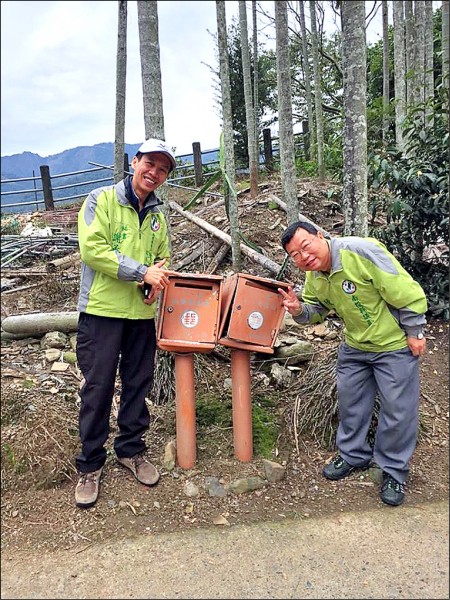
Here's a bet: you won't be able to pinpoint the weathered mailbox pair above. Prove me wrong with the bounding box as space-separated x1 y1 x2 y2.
156 271 290 469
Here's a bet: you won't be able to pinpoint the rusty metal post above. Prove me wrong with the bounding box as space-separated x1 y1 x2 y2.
230 348 253 462
175 353 196 468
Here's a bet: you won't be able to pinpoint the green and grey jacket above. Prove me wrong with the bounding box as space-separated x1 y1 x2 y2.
77 178 170 320
293 237 427 352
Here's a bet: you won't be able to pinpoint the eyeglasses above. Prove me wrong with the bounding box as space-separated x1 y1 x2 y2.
289 240 313 261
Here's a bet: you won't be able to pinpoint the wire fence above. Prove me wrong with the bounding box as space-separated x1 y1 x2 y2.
1 129 307 214
0 154 220 214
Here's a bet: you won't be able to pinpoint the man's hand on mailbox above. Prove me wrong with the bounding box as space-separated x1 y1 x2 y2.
139 260 177 305
143 259 170 289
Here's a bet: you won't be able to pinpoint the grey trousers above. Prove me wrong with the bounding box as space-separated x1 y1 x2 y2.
336 343 420 483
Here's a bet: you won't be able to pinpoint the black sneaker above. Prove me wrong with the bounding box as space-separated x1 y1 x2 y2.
322 454 370 480
380 473 405 506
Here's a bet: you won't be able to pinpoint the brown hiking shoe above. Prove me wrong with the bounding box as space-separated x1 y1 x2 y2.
75 468 102 508
117 453 160 486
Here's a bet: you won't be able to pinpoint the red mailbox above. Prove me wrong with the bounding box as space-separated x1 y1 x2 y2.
157 272 223 353
217 273 290 463
218 273 290 354
156 272 223 470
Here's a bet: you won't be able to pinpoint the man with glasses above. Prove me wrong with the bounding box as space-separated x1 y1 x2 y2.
278 221 427 507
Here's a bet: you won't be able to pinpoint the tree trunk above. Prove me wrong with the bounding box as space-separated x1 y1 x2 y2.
216 1 242 272
382 0 390 144
298 0 314 160
404 1 416 108
309 0 325 181
414 1 426 127
424 1 434 127
443 1 450 85
443 0 450 134
341 0 368 236
47 252 80 272
393 0 406 153
137 0 171 249
239 0 258 198
114 0 127 184
275 0 298 225
252 0 259 156
137 0 165 138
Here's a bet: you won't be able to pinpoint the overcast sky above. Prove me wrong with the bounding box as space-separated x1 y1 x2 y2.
0 1 441 159
1 0 238 158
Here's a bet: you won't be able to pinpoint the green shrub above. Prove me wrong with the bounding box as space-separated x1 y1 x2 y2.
368 89 449 319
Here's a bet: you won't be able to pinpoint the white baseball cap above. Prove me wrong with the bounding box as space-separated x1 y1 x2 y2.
137 138 177 172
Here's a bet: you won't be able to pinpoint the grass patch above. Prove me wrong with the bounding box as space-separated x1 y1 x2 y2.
195 395 279 459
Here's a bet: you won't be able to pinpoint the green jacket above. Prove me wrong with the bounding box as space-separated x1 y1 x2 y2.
294 237 427 352
77 178 170 319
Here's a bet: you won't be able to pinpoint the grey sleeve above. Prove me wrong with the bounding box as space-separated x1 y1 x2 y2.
293 301 330 324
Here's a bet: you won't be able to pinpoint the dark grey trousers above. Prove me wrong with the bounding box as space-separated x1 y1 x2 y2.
336 343 420 483
75 312 156 473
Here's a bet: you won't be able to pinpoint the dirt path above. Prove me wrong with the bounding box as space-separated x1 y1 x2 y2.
1 500 448 600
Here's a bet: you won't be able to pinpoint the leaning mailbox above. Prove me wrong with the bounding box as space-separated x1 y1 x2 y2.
157 272 223 353
218 273 291 353
218 273 291 463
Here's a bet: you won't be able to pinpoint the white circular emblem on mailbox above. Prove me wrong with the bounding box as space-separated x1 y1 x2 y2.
181 310 199 328
248 311 264 330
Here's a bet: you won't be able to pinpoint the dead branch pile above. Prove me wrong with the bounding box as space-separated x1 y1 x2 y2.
290 346 339 452
1 384 79 491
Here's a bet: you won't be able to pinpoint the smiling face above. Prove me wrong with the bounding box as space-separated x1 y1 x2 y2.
285 228 332 272
131 152 172 199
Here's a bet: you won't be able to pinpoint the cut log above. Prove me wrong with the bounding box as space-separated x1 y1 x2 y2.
47 251 81 272
207 242 230 274
1 311 79 334
169 200 282 276
173 246 205 271
2 281 49 295
1 330 42 340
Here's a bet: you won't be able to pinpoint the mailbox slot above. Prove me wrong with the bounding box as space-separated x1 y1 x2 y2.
157 272 223 353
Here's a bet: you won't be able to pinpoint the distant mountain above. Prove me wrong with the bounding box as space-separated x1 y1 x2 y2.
0 143 220 214
0 143 142 180
0 143 219 181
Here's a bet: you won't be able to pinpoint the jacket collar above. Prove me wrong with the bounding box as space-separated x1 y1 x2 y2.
123 175 164 210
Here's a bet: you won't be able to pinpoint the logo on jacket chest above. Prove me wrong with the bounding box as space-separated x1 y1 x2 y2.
342 280 356 294
151 215 161 232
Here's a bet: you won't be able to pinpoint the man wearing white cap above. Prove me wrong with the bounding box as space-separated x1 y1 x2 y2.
74 139 176 508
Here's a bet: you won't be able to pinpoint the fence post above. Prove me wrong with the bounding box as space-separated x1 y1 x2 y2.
40 165 54 211
123 152 130 176
32 169 39 211
192 142 203 187
302 120 310 161
263 128 273 173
